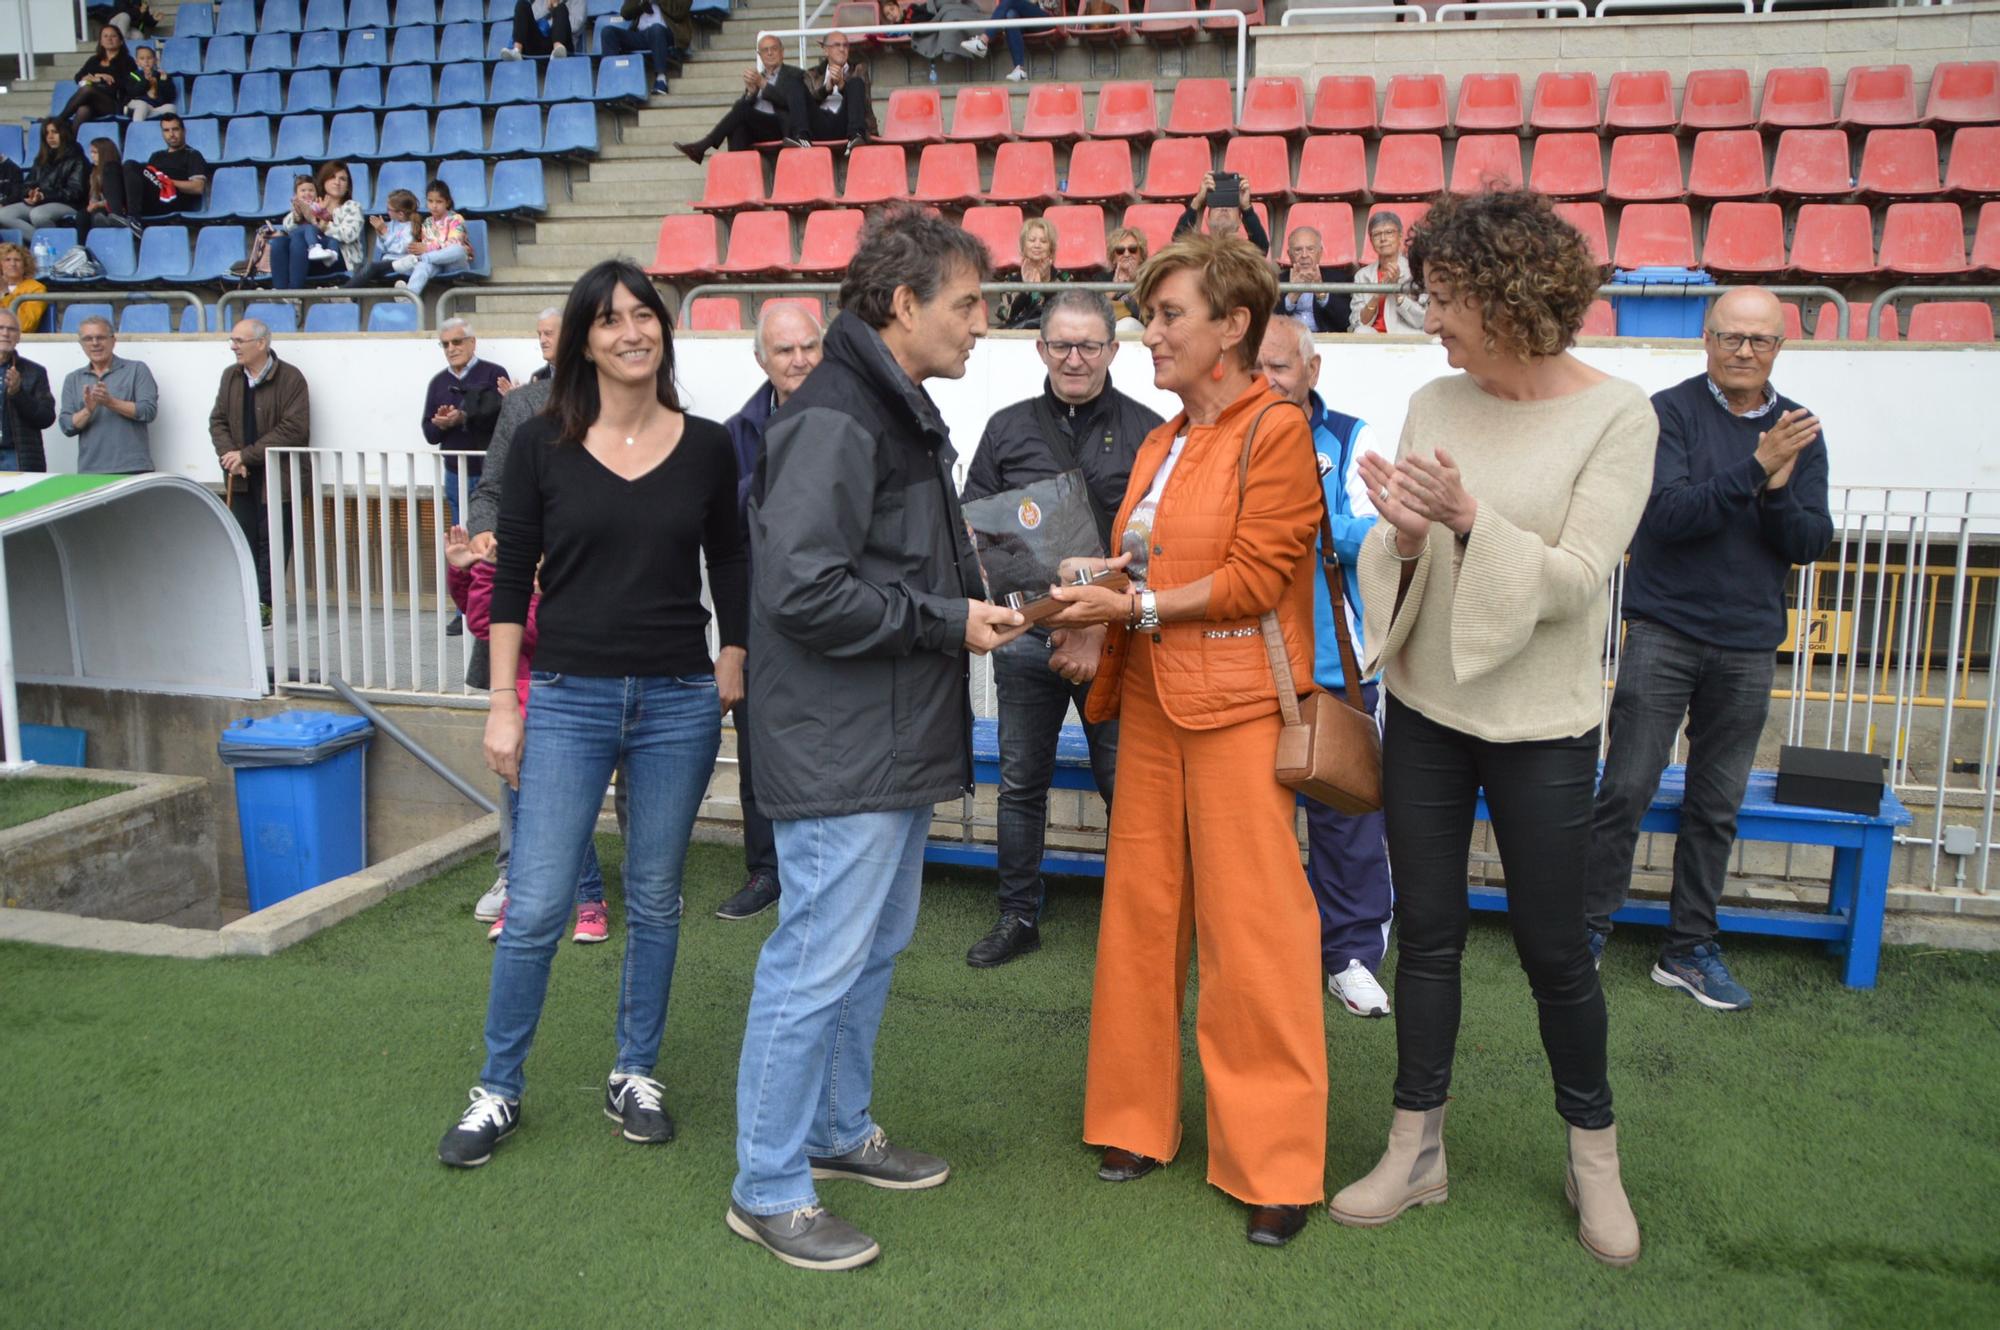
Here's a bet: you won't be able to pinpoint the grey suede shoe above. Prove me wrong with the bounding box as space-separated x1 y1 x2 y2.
809 1126 950 1190
725 1202 881 1271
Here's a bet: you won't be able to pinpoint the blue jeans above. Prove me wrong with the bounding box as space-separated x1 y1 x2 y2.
503 781 605 904
986 0 1049 67
479 671 722 1101
600 21 676 84
266 225 343 290
442 458 481 528
732 804 930 1215
993 636 1115 919
406 243 470 296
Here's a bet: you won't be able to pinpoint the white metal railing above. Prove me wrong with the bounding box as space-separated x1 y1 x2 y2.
1280 4 1427 21
1595 0 1752 14
1434 1 1586 18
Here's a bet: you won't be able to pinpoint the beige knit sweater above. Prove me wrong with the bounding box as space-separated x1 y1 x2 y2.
1357 373 1658 743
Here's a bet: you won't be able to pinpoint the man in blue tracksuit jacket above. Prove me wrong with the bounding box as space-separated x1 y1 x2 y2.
1258 315 1395 1018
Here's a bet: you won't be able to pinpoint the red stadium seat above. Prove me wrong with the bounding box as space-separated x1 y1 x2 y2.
766 146 837 211
1076 0 1133 52
1581 299 1615 337
1382 74 1448 133
794 208 864 276
986 141 1061 206
1370 200 1429 239
948 86 1015 143
716 210 794 277
1455 73 1524 134
1606 133 1684 202
1121 203 1184 256
1092 82 1161 141
1166 79 1234 138
842 144 909 206
1450 135 1524 193
1295 134 1368 201
646 214 718 279
1878 201 1968 276
1845 301 1899 340
833 2 880 51
1222 135 1295 204
1021 83 1086 142
1553 200 1610 266
1611 203 1695 269
1974 202 2000 272
1064 139 1137 205
1045 204 1111 272
1924 61 2000 128
1528 133 1604 200
879 88 946 145
1779 302 1803 340
1238 76 1307 137
1605 70 1675 133
693 150 764 214
1139 0 1200 46
1140 135 1212 201
1905 300 1995 342
1838 64 1917 129
1788 204 1880 277
1530 72 1599 132
1373 133 1444 198
1283 202 1357 269
684 296 743 331
961 205 1025 272
1770 129 1854 200
1759 67 1836 130
760 295 825 326
1701 201 1787 277
1945 126 2000 199
1679 68 1752 132
1201 0 1263 35
912 143 982 207
1856 127 1943 200
1309 75 1377 135
1810 299 1842 341
1687 130 1767 201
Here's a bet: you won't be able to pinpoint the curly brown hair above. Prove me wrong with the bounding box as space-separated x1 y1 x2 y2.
1405 190 1602 360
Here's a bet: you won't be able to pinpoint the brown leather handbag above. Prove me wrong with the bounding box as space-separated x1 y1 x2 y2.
1236 404 1384 814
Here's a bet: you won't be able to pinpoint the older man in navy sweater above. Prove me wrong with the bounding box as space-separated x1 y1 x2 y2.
1583 287 1833 1012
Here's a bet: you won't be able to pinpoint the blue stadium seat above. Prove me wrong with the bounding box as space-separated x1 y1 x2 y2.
441 0 485 22
344 28 390 66
384 65 433 109
305 0 347 31
265 0 306 32
234 72 282 117
350 0 393 27
123 119 167 163
328 111 380 160
0 125 24 168
118 302 174 333
586 0 622 17
249 34 293 73
486 103 542 156
76 122 122 159
347 163 375 210
286 68 336 112
367 301 419 331
162 37 203 76
189 74 235 119
595 54 646 107
32 228 80 282
490 158 546 215
84 230 137 282
242 301 300 333
295 31 342 71
371 160 428 211
691 0 730 23
205 35 248 75
438 22 484 63
175 4 216 37
544 101 599 157
482 21 508 60
437 159 487 212
392 25 436 66
192 166 260 220
46 80 77 119
543 55 592 104
437 63 485 107
273 115 327 165
431 107 484 156
178 304 212 333
304 302 362 332
258 165 313 218
379 109 431 158
220 116 274 166
216 0 259 36
59 303 115 333
396 0 439 24
487 58 538 105
460 220 491 278
333 67 384 110
485 0 513 19
0 228 22 247
183 118 224 163
134 226 192 283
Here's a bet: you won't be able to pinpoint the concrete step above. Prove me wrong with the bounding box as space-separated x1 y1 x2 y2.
511 239 659 268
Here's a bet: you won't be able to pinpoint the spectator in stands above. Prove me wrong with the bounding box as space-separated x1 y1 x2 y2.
438 259 747 1170
500 0 582 61
958 0 1059 83
805 31 875 152
1277 227 1346 334
1350 212 1425 335
996 216 1069 330
715 301 825 924
601 0 683 98
675 35 810 162
1334 189 1650 1268
399 180 473 298
58 317 158 476
1255 313 1394 1018
960 289 1161 969
1107 227 1148 332
1175 171 1269 255
85 0 160 41
210 318 312 616
0 155 22 223
125 40 174 121
346 189 421 289
115 113 208 223
729 206 1018 1272
0 120 89 232
55 25 139 133
267 161 363 291
82 139 131 233
1039 231 1324 1249
0 245 47 333
424 318 512 549
0 308 57 473
1582 287 1832 1013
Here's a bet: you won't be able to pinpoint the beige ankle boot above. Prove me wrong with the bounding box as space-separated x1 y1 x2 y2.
1327 1106 1448 1227
1565 1123 1640 1266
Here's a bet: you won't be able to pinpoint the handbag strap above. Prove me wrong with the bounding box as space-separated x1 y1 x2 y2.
1234 402 1306 729
1318 512 1369 715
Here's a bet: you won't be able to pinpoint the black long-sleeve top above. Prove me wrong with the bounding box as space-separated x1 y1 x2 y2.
1622 373 1835 651
492 413 749 677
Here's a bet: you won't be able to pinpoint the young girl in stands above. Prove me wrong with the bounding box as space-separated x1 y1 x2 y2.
399 179 472 297
444 523 611 946
125 42 174 121
345 189 421 288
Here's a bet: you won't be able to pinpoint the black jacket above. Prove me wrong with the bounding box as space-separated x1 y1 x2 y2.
746 311 983 820
961 377 1162 551
28 148 90 211
1 353 57 472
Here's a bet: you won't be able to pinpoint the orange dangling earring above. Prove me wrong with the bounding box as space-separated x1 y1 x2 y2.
1211 358 1227 382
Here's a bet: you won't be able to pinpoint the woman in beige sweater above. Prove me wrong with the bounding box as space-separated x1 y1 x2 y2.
1329 191 1657 1268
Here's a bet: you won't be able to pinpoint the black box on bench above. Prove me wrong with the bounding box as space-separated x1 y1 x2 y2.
1775 746 1887 816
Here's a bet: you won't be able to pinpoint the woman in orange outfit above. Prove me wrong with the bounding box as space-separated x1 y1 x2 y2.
1044 231 1327 1248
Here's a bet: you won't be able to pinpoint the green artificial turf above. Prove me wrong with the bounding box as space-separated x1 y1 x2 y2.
0 775 123 832
2 840 1997 1328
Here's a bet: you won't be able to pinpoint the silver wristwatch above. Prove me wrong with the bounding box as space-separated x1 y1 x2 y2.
1134 589 1160 631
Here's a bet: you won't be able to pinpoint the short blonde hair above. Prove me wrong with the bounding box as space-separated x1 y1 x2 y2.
1129 231 1278 369
0 241 36 280
1019 215 1057 259
1106 226 1148 262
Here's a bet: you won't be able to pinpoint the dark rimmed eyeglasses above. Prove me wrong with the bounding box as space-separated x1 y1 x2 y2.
1708 331 1782 354
1110 245 1142 257
1043 339 1109 360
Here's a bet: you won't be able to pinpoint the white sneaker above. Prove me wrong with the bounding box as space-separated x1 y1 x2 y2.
499 44 523 61
959 36 987 58
307 245 336 262
1006 66 1029 82
551 41 568 59
476 876 508 921
391 254 419 273
1329 959 1391 1017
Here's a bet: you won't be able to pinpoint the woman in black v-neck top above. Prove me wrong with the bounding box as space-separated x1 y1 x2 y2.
437 259 747 1168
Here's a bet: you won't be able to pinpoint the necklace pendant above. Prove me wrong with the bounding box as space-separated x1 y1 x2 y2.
624 436 636 447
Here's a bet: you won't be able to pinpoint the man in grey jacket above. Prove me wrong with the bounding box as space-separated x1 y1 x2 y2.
727 206 1025 1272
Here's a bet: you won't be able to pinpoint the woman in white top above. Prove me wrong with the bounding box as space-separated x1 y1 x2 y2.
1349 211 1427 335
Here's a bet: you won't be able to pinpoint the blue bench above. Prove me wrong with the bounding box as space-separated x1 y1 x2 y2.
926 719 1912 989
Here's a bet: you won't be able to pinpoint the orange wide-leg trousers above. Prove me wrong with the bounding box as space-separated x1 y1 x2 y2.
1082 637 1329 1205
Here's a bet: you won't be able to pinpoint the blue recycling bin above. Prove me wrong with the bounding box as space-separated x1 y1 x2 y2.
1610 266 1716 338
218 711 374 911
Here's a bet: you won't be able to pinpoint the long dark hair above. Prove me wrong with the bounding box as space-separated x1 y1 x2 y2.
547 258 682 445
89 137 123 199
37 118 77 172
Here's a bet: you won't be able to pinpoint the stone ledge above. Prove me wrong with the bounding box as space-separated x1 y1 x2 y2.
0 908 224 959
